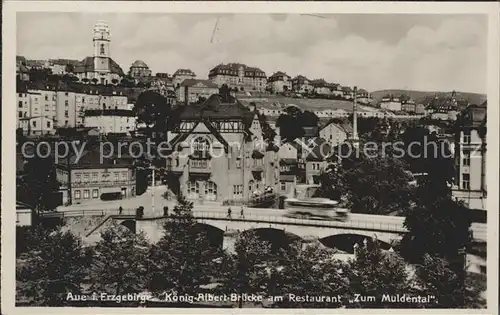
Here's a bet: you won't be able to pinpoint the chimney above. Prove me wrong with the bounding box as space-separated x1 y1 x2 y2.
352 86 359 144
184 84 189 106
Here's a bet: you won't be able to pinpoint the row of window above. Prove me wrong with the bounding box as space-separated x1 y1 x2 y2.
74 171 128 183
311 163 323 170
74 188 99 199
187 181 217 195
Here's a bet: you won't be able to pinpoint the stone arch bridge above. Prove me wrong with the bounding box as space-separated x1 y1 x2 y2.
109 212 406 253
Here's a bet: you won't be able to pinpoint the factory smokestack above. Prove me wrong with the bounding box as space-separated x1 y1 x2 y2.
352 86 359 146
184 84 189 106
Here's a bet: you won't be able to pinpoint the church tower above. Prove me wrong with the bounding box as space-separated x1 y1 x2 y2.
93 20 110 74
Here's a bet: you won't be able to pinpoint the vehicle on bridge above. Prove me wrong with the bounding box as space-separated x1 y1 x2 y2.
283 184 350 221
248 186 277 208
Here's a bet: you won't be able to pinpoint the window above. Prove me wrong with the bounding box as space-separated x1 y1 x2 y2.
463 131 471 143
92 172 98 182
192 137 210 156
100 44 105 55
65 92 68 96
45 95 48 101
114 172 120 182
46 121 51 128
205 181 217 196
65 110 69 117
462 173 470 190
248 180 254 192
83 189 90 199
121 171 128 181
75 174 81 183
462 151 471 166
65 120 69 125
19 112 23 118
175 157 180 167
65 100 69 106
188 181 200 193
74 190 81 199
236 158 241 168
281 182 286 191
166 157 172 167
18 101 23 108
83 174 89 182
233 185 243 195
92 189 99 198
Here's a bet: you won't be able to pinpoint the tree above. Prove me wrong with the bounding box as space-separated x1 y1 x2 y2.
90 224 150 296
219 84 231 102
413 254 483 308
347 241 415 308
16 228 92 306
318 149 414 215
270 242 350 308
216 231 273 307
276 106 306 142
257 113 277 148
400 192 471 263
17 145 61 212
147 195 221 296
133 90 170 140
301 110 319 127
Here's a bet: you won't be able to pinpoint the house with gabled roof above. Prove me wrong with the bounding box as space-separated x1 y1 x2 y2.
164 92 279 202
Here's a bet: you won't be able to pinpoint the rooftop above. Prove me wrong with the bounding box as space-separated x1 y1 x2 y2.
131 60 149 68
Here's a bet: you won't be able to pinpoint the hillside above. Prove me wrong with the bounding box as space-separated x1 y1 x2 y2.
371 89 487 106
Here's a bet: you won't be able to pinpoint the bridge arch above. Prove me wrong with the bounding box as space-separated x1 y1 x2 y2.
120 220 136 233
193 223 225 249
320 233 393 254
241 227 304 252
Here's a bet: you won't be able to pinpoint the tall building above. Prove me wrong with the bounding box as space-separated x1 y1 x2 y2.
208 63 267 92
452 102 487 211
73 21 125 84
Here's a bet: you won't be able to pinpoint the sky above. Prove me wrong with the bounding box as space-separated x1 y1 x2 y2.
17 13 487 94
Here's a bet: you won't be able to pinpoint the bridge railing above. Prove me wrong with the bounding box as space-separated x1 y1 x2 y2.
44 208 407 232
193 211 408 233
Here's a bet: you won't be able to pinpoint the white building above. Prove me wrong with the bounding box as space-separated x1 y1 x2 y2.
379 95 402 112
172 69 196 88
267 71 292 94
19 116 55 136
452 103 487 211
83 109 137 134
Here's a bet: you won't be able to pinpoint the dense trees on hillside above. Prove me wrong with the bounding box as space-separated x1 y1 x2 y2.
276 106 319 142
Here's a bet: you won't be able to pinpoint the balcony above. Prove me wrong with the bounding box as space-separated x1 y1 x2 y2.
189 160 211 174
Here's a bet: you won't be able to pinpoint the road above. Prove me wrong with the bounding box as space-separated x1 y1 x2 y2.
55 186 487 241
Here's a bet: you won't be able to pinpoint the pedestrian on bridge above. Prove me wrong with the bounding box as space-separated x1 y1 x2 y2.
240 205 245 219
227 207 232 218
163 206 169 217
119 206 123 215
